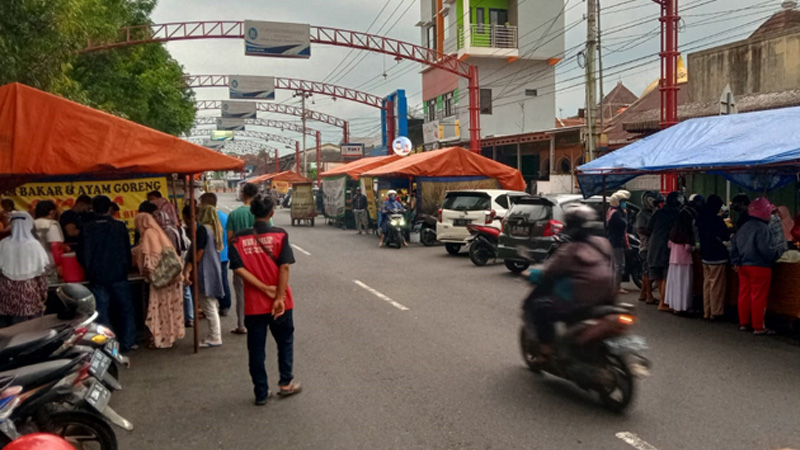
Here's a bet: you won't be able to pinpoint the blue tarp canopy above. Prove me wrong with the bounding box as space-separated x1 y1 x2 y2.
576 106 800 197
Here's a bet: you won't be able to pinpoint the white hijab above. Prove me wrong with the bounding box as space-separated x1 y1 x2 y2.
0 212 50 281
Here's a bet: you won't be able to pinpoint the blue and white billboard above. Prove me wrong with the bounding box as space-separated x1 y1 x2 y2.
221 101 257 119
216 118 246 131
229 75 276 100
244 21 311 59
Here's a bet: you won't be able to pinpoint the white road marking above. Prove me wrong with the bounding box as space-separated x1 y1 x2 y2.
353 280 410 311
291 244 312 256
616 432 658 450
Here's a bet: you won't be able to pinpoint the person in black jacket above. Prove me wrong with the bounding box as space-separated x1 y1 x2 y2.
698 195 730 320
607 191 630 294
646 191 684 310
352 187 369 235
77 195 136 351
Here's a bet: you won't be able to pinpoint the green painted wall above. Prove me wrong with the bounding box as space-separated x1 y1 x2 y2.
471 0 509 25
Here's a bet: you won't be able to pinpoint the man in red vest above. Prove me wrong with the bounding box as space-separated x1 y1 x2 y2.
229 195 302 405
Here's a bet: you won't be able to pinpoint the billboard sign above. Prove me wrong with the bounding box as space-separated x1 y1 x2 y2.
211 130 235 141
340 143 364 159
203 139 225 149
422 121 439 144
244 21 311 58
221 101 258 119
216 118 246 131
229 75 276 100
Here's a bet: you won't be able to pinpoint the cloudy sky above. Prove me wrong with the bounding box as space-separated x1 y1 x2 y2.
152 0 784 153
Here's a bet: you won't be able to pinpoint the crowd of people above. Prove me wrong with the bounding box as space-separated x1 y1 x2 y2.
607 189 798 335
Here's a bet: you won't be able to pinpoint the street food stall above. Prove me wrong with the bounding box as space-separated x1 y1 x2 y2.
361 146 526 216
576 106 800 323
290 182 317 226
320 155 401 226
0 82 244 351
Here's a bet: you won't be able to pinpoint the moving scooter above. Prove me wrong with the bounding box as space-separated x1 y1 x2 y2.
382 208 407 249
516 248 651 413
466 224 501 266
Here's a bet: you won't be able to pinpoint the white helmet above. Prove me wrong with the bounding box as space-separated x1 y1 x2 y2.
387 190 397 196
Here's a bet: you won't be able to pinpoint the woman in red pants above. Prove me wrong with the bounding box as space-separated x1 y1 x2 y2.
730 198 783 335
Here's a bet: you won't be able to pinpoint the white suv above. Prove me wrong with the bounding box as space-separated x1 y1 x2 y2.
436 189 528 255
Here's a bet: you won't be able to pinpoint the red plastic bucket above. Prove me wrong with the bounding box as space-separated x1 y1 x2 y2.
60 253 85 283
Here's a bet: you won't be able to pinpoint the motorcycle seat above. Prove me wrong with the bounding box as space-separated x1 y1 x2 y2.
0 314 80 338
0 330 59 359
0 359 75 390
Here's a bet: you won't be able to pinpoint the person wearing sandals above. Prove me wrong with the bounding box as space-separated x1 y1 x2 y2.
731 198 782 336
229 195 301 405
183 204 225 348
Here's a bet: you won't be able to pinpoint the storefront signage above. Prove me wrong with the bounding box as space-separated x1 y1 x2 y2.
423 121 439 144
216 118 246 131
229 75 276 100
392 136 413 157
341 143 364 159
221 101 258 119
3 177 168 243
244 21 311 59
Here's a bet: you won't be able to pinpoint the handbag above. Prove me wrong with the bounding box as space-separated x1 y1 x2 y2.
151 248 183 289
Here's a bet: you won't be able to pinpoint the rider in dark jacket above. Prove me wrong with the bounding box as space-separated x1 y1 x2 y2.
524 205 616 358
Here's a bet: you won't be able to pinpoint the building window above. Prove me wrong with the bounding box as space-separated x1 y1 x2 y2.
443 11 451 42
475 8 485 33
443 91 454 117
525 89 538 97
480 89 492 115
426 25 437 50
426 99 437 121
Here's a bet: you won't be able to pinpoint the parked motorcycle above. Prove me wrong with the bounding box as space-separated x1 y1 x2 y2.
413 214 438 247
0 353 132 449
466 224 501 266
516 248 651 413
382 208 407 249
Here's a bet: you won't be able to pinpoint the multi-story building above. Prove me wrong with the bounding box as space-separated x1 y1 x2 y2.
417 0 565 167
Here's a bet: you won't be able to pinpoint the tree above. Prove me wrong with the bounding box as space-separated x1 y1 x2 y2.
0 0 195 136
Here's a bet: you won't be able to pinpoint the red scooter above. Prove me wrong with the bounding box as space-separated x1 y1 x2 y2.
466 224 501 266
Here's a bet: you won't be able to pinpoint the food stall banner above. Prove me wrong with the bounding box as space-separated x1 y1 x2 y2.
361 177 378 220
4 176 168 243
323 176 347 218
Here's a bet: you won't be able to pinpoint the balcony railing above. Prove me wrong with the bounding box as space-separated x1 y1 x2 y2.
457 24 518 50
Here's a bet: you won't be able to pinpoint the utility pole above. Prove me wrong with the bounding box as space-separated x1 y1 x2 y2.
585 0 598 162
295 91 312 177
597 0 606 133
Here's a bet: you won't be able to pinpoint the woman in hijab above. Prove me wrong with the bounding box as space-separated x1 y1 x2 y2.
645 192 684 311
133 213 185 349
665 198 696 314
185 204 225 348
0 212 50 326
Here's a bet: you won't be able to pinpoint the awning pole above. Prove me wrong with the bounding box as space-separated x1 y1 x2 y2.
187 176 199 354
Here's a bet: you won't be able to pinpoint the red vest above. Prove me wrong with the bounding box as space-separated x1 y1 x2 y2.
232 231 294 315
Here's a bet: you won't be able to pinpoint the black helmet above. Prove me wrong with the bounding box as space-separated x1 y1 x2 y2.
641 191 659 211
56 284 96 319
563 205 600 241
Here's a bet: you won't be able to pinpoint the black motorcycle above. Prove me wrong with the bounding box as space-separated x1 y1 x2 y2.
382 208 407 249
413 214 438 247
516 249 651 413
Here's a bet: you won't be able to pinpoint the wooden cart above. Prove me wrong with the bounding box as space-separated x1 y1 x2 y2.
290 182 316 226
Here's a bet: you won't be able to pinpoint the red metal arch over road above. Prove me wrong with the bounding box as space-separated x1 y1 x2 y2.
81 21 481 152
194 117 320 137
194 100 346 128
187 75 382 109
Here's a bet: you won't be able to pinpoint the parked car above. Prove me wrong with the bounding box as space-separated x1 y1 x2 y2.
497 194 643 274
436 189 528 255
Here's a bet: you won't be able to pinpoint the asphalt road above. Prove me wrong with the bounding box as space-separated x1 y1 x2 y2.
115 192 800 450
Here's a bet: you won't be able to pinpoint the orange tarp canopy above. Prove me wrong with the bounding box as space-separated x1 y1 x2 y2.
320 155 401 180
249 171 311 184
361 147 525 191
0 83 243 177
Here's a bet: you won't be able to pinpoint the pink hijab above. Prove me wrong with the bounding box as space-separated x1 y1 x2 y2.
133 213 179 274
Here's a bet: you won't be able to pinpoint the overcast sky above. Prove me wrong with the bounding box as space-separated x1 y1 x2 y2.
153 0 784 152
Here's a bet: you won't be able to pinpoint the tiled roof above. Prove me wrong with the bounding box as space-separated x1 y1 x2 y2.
750 6 800 39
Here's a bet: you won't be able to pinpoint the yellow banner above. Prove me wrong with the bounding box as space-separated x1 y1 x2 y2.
4 177 168 243
362 178 377 220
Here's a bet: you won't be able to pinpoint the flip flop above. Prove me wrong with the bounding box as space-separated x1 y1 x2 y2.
277 381 302 398
199 340 223 348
